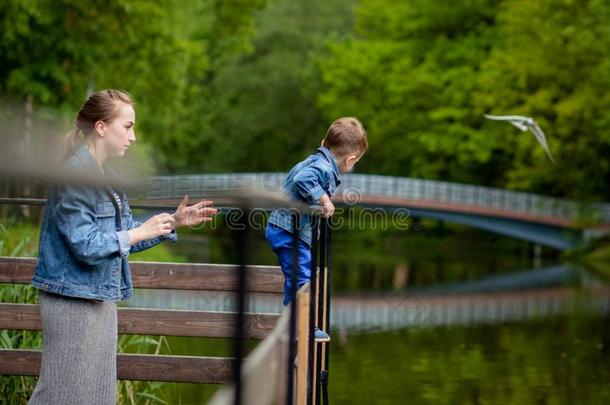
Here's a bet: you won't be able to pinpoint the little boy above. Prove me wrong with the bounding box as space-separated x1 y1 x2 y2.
266 117 368 306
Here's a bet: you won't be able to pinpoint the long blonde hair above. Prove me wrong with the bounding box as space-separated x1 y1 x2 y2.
62 89 134 160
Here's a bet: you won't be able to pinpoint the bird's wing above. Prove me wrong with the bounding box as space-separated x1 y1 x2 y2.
484 114 531 122
484 114 530 131
509 121 529 132
529 124 556 164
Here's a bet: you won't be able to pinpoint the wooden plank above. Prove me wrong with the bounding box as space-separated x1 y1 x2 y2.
0 303 278 339
117 353 233 384
0 256 32 284
240 307 290 405
0 349 233 383
209 307 292 405
130 261 283 293
296 284 310 405
0 256 283 293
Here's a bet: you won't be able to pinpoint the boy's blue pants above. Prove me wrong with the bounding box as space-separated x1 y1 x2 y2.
265 224 311 305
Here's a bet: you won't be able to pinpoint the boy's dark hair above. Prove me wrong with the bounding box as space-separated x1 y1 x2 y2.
322 117 368 157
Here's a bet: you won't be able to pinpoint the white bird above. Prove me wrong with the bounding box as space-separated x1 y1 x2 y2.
484 114 556 164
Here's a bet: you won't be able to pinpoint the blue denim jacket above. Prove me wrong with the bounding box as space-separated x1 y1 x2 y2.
32 144 177 301
268 146 341 246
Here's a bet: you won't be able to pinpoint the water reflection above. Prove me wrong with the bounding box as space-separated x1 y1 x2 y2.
129 227 610 404
122 264 609 334
409 264 587 295
128 262 610 404
330 315 610 404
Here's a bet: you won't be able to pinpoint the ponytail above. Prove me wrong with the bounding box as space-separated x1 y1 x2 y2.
61 127 84 162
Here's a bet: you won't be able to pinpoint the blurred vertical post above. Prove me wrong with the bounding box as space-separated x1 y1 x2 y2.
21 94 33 217
286 211 300 405
233 208 249 405
322 217 332 405
307 217 319 405
315 218 327 405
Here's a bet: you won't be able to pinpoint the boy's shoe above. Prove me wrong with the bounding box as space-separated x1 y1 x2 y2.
314 327 331 343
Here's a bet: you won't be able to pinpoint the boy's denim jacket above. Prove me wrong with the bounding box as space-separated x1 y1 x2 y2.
32 144 177 301
268 146 341 246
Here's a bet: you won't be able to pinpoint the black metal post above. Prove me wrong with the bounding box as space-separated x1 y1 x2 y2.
233 209 249 405
286 212 300 405
306 217 319 405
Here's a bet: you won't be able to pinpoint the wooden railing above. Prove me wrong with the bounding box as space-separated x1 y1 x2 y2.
209 278 328 404
0 239 332 404
0 193 331 404
0 256 283 384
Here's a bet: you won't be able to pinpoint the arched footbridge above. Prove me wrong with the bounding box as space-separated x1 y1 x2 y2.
143 173 610 250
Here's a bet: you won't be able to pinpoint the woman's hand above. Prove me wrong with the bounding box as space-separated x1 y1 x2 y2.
173 195 217 228
128 213 175 245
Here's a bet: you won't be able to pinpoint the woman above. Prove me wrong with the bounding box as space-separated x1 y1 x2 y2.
28 89 216 404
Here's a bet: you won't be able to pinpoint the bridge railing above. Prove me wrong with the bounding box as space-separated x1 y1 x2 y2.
142 173 610 223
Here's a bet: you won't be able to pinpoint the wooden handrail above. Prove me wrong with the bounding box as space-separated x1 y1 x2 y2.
0 256 284 294
296 284 311 405
0 349 233 384
210 283 312 405
0 303 278 339
209 307 291 405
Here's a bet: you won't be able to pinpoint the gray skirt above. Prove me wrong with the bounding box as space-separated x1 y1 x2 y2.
28 290 118 405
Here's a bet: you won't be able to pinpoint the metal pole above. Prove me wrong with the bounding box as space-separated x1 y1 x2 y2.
307 217 319 405
286 212 300 405
233 210 249 405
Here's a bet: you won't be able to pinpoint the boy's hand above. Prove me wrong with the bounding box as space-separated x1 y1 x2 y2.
319 194 335 218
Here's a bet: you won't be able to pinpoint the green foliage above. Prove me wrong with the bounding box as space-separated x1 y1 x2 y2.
476 0 610 198
320 0 610 199
0 0 264 173
3 0 610 199
320 0 502 181
166 0 357 173
0 221 38 257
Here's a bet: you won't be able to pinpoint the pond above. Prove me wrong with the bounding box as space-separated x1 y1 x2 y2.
124 221 610 404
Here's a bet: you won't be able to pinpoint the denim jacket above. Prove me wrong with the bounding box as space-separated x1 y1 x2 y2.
32 144 177 301
268 146 341 246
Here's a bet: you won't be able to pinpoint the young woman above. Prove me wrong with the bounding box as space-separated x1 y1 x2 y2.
28 89 216 405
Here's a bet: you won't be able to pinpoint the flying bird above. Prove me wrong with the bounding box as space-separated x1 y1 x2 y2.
484 114 556 164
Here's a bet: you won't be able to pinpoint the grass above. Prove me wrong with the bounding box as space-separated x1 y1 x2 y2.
0 220 41 404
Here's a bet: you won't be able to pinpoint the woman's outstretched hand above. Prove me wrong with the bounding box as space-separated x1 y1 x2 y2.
172 195 217 228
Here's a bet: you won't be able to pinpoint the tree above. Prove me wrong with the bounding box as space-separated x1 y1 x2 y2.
320 0 610 200
476 0 610 199
167 0 357 173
